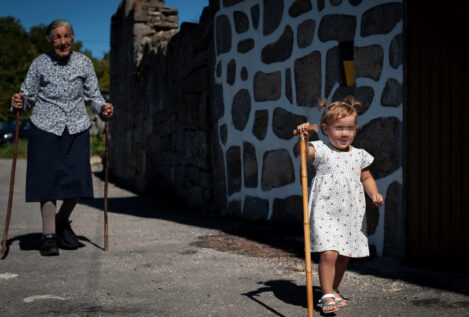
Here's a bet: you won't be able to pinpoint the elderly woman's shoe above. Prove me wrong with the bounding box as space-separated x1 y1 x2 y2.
40 234 59 256
56 219 80 249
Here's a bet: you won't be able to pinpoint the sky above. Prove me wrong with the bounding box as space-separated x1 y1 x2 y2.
0 0 209 59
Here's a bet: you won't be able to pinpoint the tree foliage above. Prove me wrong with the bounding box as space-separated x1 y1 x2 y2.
0 17 110 121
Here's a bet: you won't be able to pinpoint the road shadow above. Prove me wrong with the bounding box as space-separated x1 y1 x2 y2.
1 232 103 258
241 281 328 316
79 185 469 297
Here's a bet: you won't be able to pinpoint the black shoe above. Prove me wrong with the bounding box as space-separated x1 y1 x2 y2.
40 234 59 256
56 218 80 249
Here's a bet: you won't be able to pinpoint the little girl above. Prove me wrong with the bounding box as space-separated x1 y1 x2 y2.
296 97 383 314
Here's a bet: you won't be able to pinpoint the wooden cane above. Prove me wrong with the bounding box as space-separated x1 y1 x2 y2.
1 111 21 255
104 119 109 251
293 124 318 317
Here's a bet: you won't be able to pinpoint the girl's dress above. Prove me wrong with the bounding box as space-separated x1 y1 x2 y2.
308 140 374 257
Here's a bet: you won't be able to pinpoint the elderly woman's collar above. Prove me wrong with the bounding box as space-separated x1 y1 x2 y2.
48 51 73 65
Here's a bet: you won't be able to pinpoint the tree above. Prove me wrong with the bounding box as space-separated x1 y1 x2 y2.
0 17 36 120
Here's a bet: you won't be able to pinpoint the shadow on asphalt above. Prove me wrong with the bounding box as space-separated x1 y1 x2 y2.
241 281 328 316
79 180 469 299
2 232 104 258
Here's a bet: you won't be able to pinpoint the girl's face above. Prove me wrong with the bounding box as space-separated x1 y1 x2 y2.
322 114 357 151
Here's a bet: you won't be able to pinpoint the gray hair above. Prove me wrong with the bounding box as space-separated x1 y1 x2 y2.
45 19 74 42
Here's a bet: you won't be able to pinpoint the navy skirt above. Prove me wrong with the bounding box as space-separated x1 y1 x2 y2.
26 124 94 202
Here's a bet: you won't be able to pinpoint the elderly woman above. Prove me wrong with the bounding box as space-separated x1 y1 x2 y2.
10 19 113 256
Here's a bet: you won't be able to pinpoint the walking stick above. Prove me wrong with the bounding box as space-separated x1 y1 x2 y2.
2 111 21 255
103 119 109 251
293 124 318 317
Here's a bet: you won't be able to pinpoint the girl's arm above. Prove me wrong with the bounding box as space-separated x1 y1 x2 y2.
360 168 383 206
296 122 316 161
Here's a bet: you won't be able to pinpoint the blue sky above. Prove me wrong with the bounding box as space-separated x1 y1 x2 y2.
0 0 209 59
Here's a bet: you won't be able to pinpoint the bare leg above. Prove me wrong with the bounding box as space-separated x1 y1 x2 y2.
333 254 350 289
40 201 57 235
319 250 339 312
333 254 350 307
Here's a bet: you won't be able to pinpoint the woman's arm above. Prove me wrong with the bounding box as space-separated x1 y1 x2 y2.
12 59 40 111
82 57 106 115
360 168 383 206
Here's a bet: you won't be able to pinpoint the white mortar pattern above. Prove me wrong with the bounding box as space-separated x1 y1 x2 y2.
215 0 403 256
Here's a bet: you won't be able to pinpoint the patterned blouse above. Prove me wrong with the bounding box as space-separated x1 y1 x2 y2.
20 51 105 136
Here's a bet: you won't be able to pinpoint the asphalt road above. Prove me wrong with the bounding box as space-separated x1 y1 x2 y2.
0 159 468 316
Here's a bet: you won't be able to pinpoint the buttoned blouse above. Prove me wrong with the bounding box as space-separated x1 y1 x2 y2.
20 51 105 136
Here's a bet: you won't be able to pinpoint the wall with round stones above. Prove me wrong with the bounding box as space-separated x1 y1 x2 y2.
214 0 404 257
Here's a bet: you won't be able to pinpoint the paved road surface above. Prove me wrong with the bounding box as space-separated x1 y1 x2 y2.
0 159 468 316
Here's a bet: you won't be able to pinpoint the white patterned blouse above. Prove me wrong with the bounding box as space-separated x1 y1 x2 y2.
19 51 105 136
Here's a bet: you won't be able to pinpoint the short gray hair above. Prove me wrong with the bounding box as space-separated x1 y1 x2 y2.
45 19 74 42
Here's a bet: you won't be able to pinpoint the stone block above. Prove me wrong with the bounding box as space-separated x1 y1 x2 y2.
261 149 295 190
272 196 303 232
243 142 258 188
272 107 308 140
226 146 241 195
252 110 268 140
288 0 313 18
318 14 356 42
262 25 293 64
294 51 321 106
243 196 269 220
254 71 282 102
232 89 251 131
263 0 284 36
361 3 403 37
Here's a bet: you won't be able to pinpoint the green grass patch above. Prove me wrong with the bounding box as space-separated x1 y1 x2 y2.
90 133 106 157
0 139 28 159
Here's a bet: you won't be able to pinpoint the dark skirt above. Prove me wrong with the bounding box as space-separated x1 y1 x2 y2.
26 124 94 202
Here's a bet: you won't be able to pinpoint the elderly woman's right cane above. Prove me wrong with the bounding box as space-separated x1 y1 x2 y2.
1 111 21 255
103 119 110 251
293 124 318 317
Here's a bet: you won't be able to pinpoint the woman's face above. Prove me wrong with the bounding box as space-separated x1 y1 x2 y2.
322 114 357 151
50 26 73 58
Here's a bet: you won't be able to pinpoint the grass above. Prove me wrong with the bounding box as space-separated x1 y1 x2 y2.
0 139 28 159
90 133 106 157
0 134 106 159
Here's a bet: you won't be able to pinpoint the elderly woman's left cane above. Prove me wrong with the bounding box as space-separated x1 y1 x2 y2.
104 119 110 251
293 124 318 317
2 111 21 255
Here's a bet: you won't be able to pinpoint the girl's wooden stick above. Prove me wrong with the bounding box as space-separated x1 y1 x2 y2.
2 111 21 255
293 123 318 317
104 119 109 251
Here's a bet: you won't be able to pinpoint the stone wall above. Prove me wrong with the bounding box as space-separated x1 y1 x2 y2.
110 0 405 258
109 0 225 211
214 0 404 258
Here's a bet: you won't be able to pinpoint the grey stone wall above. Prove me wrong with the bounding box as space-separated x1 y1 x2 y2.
110 0 225 210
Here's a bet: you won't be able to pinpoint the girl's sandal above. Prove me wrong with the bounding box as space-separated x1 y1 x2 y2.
333 289 349 308
318 294 339 314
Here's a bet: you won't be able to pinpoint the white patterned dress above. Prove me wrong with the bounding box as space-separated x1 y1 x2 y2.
308 141 374 258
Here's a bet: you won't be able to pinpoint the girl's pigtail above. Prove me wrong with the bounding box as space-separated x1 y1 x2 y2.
344 96 362 111
318 99 328 111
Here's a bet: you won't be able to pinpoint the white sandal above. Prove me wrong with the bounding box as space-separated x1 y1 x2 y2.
333 288 349 307
318 294 339 314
